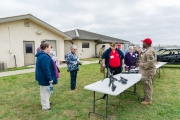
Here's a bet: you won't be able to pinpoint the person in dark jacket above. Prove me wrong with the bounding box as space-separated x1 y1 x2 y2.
124 46 137 71
65 45 80 90
35 42 58 110
102 43 124 77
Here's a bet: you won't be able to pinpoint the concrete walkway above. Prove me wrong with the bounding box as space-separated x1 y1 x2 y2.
0 61 98 77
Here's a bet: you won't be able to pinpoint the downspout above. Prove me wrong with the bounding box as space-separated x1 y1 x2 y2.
95 43 99 56
69 40 73 44
14 55 17 67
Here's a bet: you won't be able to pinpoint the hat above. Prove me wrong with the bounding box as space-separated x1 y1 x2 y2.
141 38 152 45
110 43 115 47
102 45 105 48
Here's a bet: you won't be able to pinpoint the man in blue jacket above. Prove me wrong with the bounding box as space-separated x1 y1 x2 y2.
102 43 124 77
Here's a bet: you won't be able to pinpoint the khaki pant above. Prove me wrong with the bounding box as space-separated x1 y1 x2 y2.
141 75 153 102
99 60 105 73
40 86 51 110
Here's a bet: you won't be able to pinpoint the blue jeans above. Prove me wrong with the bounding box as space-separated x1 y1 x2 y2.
70 70 77 90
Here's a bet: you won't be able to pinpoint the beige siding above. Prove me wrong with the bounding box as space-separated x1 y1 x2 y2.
64 40 73 56
0 20 65 68
77 40 95 58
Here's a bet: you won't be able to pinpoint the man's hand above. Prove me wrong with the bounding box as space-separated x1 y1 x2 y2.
136 62 140 67
49 80 53 84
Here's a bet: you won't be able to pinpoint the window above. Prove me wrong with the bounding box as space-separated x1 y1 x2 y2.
25 44 33 53
82 42 89 48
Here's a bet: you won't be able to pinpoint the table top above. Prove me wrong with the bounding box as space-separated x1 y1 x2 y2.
84 74 142 96
125 62 167 72
156 62 167 69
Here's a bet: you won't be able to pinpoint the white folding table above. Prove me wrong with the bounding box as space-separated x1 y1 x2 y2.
123 62 167 78
84 73 142 120
156 62 167 78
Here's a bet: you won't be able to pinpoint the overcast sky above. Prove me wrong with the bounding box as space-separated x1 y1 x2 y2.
0 0 180 46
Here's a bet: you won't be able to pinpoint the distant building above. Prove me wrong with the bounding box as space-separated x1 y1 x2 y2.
0 14 71 68
64 29 130 58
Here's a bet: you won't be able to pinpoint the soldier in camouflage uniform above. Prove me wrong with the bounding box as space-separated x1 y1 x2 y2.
99 45 105 73
136 38 157 105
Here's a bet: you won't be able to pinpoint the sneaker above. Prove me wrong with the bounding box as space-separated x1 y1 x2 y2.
141 101 152 105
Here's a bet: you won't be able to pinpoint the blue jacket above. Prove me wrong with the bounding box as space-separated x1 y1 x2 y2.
65 52 79 72
35 51 57 86
102 48 124 72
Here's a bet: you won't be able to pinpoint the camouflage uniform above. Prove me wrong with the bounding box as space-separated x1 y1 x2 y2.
139 47 157 102
99 48 105 73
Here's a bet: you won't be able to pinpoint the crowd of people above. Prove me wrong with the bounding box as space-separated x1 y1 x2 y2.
35 38 156 110
100 38 157 105
99 43 144 72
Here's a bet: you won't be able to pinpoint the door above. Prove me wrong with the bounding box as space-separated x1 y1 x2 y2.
23 41 35 65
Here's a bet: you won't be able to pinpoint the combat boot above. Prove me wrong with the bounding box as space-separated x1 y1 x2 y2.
141 97 145 101
141 101 152 105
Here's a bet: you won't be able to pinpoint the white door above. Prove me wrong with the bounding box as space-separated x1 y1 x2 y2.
23 41 35 65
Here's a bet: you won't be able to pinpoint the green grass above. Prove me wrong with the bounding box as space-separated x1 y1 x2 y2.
80 57 99 61
6 66 34 71
162 64 180 68
0 64 180 120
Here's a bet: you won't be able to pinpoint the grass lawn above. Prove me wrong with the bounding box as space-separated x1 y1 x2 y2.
0 64 180 120
6 66 34 71
80 57 99 61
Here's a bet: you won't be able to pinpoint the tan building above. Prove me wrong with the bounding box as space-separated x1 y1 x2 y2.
64 29 129 58
0 14 71 68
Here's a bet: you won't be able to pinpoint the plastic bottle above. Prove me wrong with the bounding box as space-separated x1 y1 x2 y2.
49 83 53 94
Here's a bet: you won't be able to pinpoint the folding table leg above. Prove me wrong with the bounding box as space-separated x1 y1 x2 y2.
161 67 165 74
159 68 160 78
88 92 112 120
124 83 141 101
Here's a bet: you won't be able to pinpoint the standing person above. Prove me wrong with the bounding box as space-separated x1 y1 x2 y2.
133 45 139 58
116 43 121 49
50 46 60 73
124 43 134 55
35 43 58 110
102 43 124 77
36 40 46 53
99 45 105 73
136 38 157 105
124 46 137 71
65 45 80 90
99 45 105 64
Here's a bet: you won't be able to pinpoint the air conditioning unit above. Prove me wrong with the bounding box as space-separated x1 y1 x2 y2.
0 61 7 71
